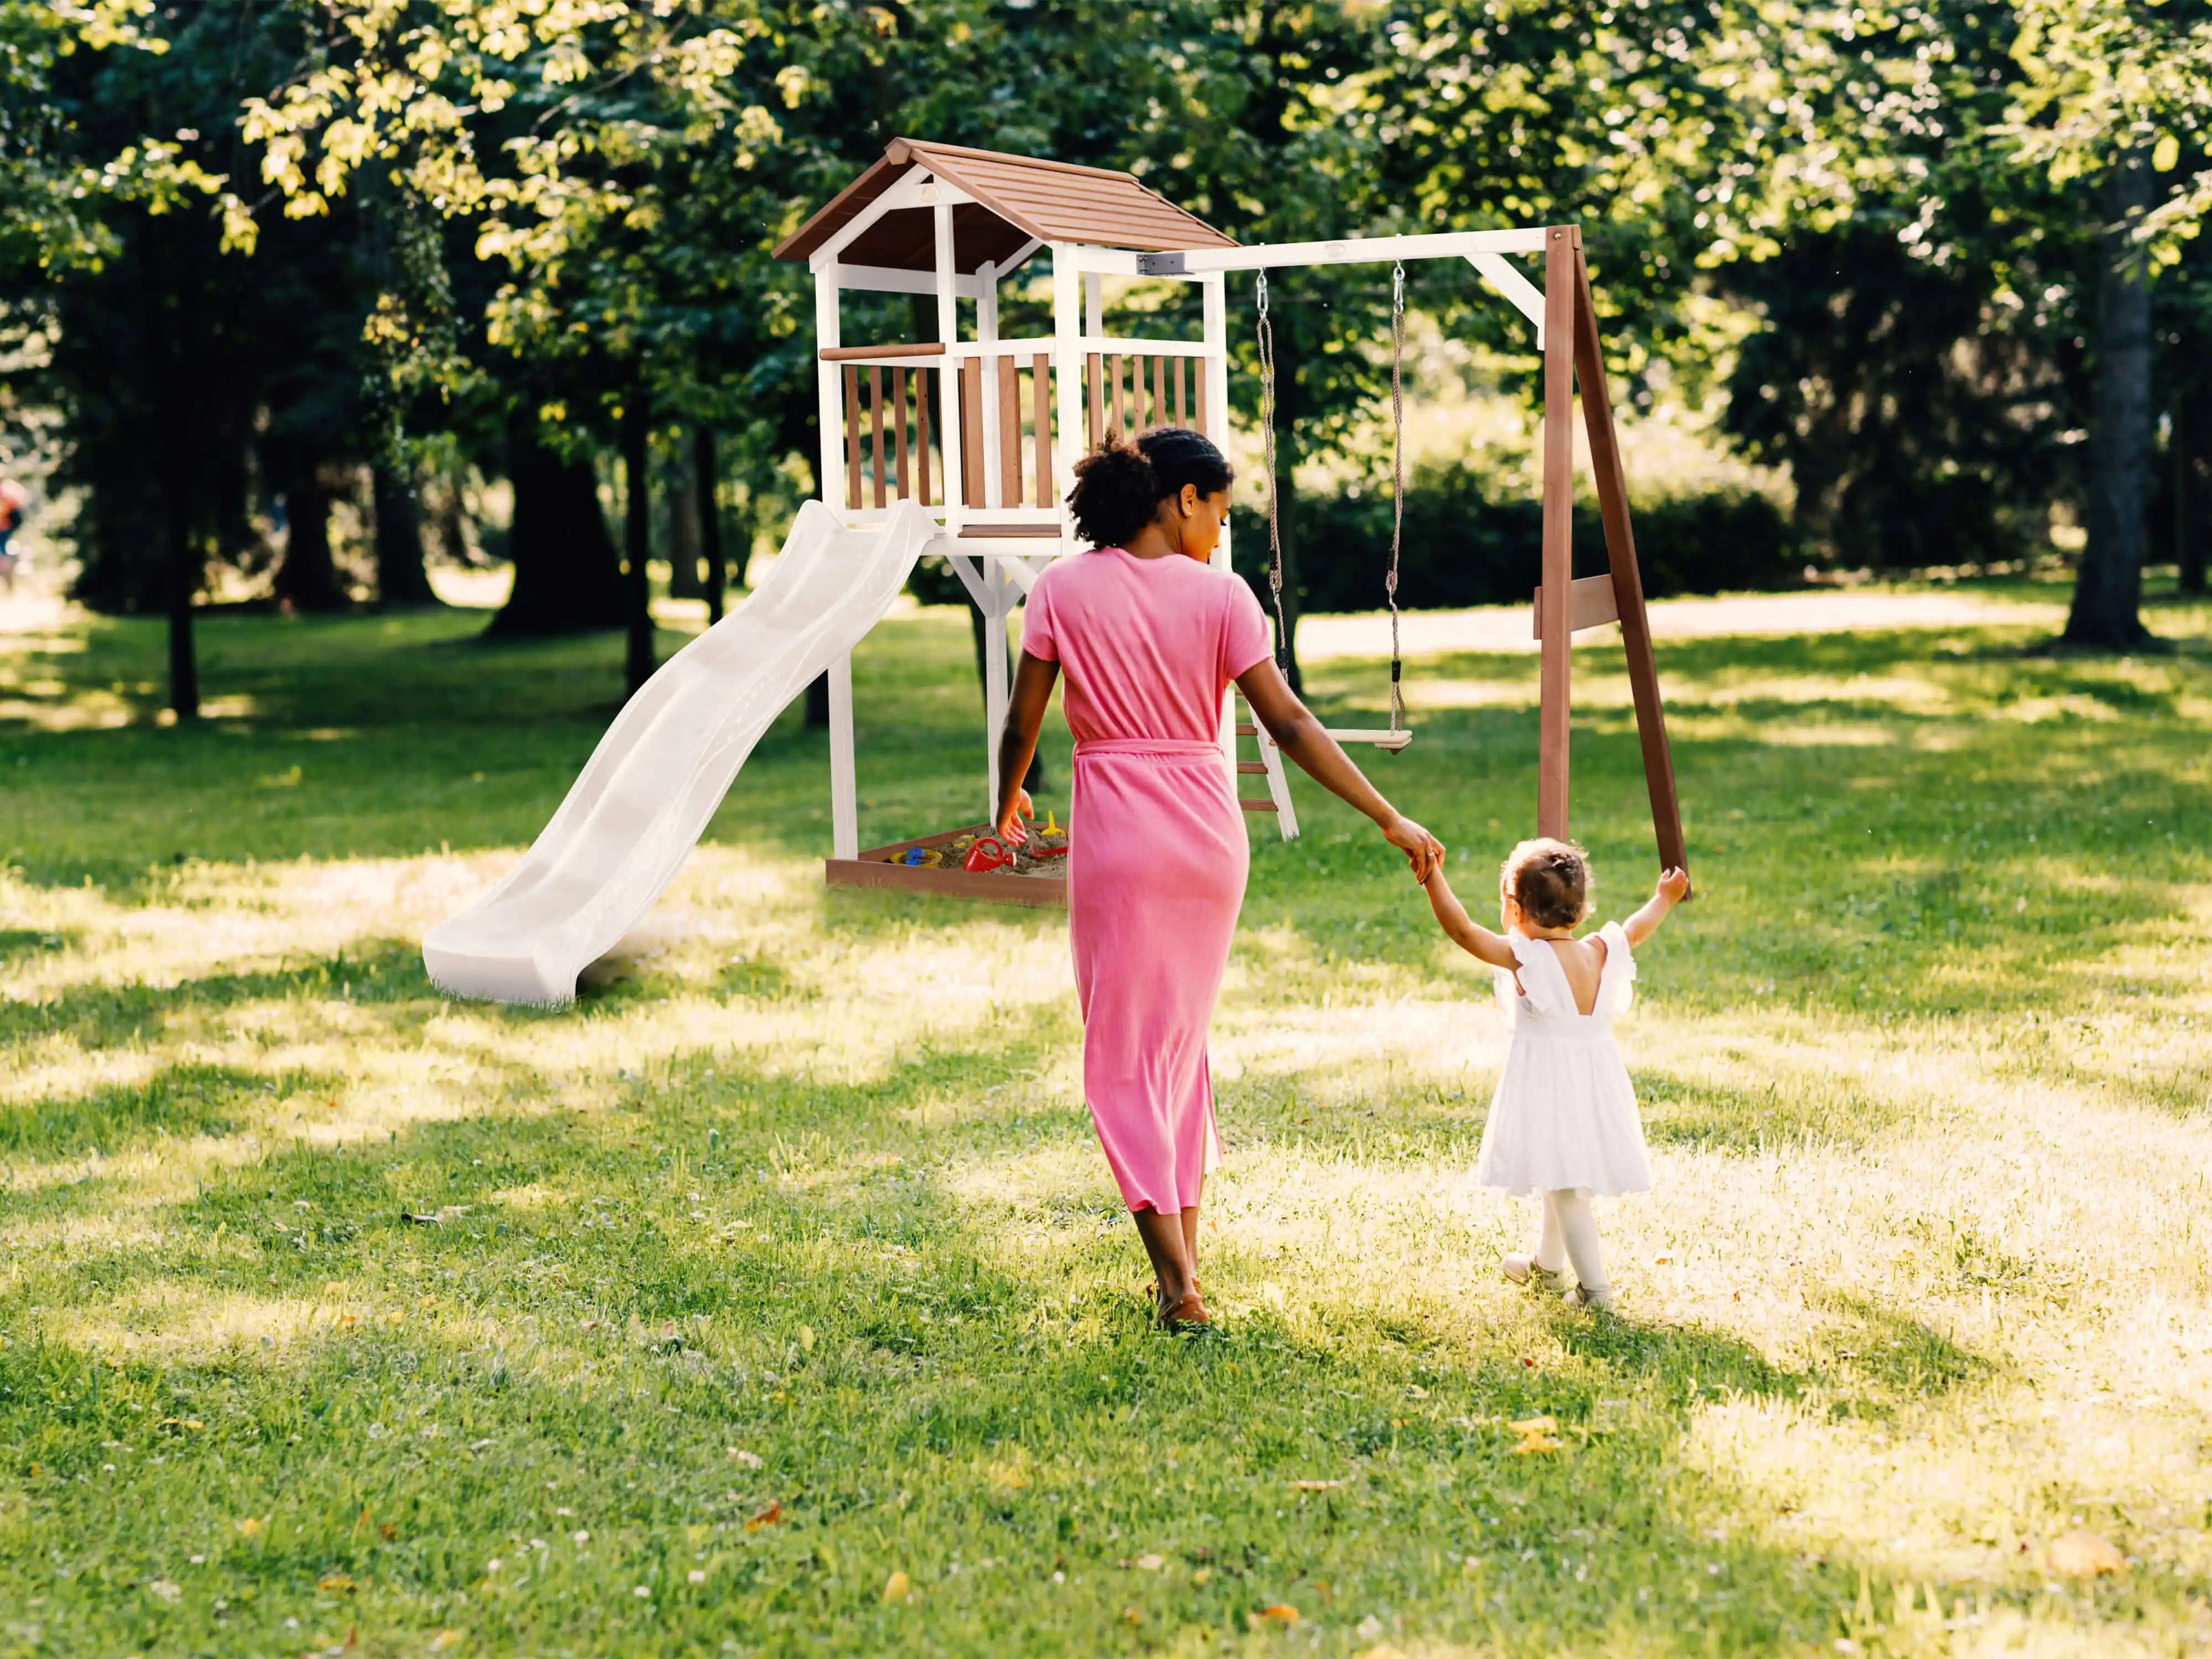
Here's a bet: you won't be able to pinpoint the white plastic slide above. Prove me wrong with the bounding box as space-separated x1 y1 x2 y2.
424 498 940 1005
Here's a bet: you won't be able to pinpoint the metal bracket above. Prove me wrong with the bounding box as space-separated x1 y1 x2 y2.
1134 251 1187 276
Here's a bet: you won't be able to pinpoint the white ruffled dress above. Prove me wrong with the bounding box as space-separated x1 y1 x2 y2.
1474 922 1653 1198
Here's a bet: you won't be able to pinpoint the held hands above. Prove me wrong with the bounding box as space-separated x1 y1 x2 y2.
1381 813 1446 883
1654 866 1691 907
997 788 1035 847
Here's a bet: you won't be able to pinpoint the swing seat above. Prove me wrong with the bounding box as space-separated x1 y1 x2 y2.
1322 727 1413 752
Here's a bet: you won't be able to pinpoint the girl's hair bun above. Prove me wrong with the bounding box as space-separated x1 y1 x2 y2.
1066 427 1234 548
1500 837 1593 930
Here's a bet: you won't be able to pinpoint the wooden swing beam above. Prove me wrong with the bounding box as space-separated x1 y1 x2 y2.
1534 227 1687 880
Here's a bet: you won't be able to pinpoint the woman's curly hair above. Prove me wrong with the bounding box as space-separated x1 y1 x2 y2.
1500 837 1593 931
1066 427 1233 549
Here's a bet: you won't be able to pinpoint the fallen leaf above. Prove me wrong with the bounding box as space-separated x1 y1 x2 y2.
1513 1436 1563 1455
2049 1530 2126 1578
1121 1607 1141 1624
1130 1554 1164 1571
1508 1416 1558 1437
430 1635 462 1652
746 1501 783 1531
727 1448 764 1469
798 1325 816 1352
237 1517 264 1540
881 1569 910 1604
318 1573 357 1593
1249 1604 1301 1627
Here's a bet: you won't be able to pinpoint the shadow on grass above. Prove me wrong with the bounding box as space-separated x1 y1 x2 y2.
1637 1067 1914 1155
0 1060 340 1161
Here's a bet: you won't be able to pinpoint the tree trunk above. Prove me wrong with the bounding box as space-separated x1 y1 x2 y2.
623 390 655 698
273 468 346 612
2064 154 2156 649
1269 320 1307 692
165 458 199 721
488 417 624 636
697 425 726 624
2179 393 2208 597
373 465 441 608
666 434 703 599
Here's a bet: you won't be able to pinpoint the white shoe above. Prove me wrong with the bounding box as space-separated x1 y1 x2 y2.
1502 1253 1571 1291
1564 1282 1617 1312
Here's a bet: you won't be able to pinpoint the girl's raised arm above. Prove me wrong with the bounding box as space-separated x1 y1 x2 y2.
1422 867 1517 968
1623 867 1691 947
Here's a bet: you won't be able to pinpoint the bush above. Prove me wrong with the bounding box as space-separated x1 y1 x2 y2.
1246 463 1799 614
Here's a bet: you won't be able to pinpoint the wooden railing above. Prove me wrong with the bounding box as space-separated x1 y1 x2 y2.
1084 351 1209 448
827 340 1213 520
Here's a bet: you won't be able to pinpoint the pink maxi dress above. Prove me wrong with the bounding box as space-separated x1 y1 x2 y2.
1020 548 1274 1214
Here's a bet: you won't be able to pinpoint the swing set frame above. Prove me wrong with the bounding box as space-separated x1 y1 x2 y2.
774 140 1687 897
1154 223 1687 873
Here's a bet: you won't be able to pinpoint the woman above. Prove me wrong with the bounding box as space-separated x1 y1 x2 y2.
994 429 1444 1329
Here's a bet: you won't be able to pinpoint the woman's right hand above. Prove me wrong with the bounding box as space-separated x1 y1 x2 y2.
997 787 1035 847
1381 813 1444 882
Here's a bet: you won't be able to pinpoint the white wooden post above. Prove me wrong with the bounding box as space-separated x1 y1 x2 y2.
829 651 858 859
815 268 843 514
1052 244 1083 548
1202 271 1238 794
1084 270 1104 338
933 194 963 531
983 566 1010 819
978 259 1003 508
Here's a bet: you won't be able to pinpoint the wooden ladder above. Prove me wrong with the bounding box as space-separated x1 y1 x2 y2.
1233 694 1298 838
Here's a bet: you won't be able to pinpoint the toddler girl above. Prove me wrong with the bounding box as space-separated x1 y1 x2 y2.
1421 839 1688 1310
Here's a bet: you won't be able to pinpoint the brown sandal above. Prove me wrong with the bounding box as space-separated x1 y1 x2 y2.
1158 1289 1213 1331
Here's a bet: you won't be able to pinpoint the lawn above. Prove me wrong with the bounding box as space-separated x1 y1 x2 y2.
2 578 2210 1658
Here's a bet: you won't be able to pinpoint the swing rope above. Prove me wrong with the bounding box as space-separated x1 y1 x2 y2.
1256 269 1290 675
1254 263 1409 735
1386 259 1406 735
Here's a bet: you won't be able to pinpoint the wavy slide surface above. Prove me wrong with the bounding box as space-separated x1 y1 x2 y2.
424 499 939 1004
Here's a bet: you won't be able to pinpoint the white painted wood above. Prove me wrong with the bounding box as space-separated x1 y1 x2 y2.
808 170 972 269
1053 245 1084 551
978 259 1003 508
1469 251 1546 347
1146 227 1552 274
933 199 964 535
828 650 858 860
815 269 843 514
828 263 989 300
1084 270 1103 336
983 566 1010 817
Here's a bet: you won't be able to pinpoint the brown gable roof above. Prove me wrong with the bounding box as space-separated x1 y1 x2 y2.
773 139 1235 273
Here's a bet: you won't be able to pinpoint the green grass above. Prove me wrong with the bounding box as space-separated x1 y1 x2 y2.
2 578 2210 1657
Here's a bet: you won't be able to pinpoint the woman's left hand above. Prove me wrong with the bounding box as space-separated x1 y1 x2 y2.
997 788 1035 846
1381 813 1444 882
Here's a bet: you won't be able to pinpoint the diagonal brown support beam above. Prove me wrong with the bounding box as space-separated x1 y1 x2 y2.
1538 227 1577 839
1569 232 1689 884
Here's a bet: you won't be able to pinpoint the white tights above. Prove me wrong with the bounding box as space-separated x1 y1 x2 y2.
1532 1189 1610 1296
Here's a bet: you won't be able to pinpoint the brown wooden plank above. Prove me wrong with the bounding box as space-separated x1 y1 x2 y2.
1530 572 1621 639
869 367 888 509
819 341 947 361
1572 234 1688 883
1032 352 1052 508
1194 358 1208 436
917 367 932 507
1172 356 1186 425
998 355 1022 507
1086 353 1103 451
1234 722 1257 736
825 856 1068 910
957 522 1061 539
1538 226 1576 840
1236 761 1269 774
961 356 985 508
842 364 863 511
1111 354 1126 440
1239 799 1280 813
893 367 911 499
1152 356 1167 432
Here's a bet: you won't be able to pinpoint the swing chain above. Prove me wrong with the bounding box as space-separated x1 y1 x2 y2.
1256 269 1290 674
1387 260 1406 734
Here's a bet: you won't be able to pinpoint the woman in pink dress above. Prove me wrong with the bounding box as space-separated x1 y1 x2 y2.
994 430 1443 1329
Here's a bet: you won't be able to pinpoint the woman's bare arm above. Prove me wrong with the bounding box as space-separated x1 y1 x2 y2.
1421 867 1518 968
1234 657 1443 880
994 649 1061 842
